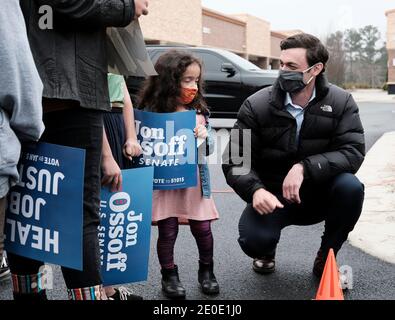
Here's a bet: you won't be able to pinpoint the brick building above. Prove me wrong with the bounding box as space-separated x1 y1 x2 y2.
138 0 293 69
386 9 395 94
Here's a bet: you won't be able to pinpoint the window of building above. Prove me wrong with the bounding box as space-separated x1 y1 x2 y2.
203 27 211 34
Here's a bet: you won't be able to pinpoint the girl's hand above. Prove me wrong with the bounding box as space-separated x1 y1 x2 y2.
194 124 208 139
123 139 142 160
101 155 122 192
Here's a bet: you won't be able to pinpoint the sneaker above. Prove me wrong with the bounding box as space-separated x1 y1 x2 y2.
0 255 10 280
108 287 143 300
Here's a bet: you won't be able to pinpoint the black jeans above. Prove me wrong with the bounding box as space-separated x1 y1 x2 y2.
238 173 365 259
8 107 103 289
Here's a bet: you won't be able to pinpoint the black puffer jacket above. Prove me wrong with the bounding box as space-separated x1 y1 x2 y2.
20 0 135 111
222 75 365 203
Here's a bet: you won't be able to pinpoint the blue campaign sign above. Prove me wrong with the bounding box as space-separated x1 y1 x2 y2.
4 142 85 270
133 109 197 190
99 167 154 286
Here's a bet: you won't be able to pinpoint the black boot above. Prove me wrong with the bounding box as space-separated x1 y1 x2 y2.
198 261 219 295
161 265 186 299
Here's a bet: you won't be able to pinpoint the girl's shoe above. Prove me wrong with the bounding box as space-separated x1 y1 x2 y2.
161 265 186 299
198 261 219 295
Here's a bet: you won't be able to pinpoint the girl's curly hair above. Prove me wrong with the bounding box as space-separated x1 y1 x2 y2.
138 50 209 114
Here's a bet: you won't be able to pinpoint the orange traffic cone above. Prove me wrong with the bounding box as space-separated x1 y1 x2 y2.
315 249 344 300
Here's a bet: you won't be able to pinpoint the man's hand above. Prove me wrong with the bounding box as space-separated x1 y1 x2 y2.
252 188 284 215
135 0 149 18
282 163 304 204
101 155 122 192
123 139 142 160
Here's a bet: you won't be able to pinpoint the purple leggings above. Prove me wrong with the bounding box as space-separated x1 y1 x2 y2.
157 218 213 269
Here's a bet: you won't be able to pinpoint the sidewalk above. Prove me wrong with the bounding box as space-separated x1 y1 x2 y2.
349 131 395 264
348 89 395 103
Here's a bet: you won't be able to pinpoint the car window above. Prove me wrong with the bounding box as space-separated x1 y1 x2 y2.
216 49 261 71
148 50 162 64
147 48 260 73
193 52 225 73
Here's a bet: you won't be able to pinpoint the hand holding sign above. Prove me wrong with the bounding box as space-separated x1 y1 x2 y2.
99 168 154 286
101 154 123 193
194 124 208 139
123 139 143 160
133 110 197 190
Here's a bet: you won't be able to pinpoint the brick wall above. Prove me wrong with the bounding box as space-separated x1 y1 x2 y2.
271 33 285 59
388 50 395 83
234 14 271 58
139 0 202 46
387 10 395 50
387 11 395 83
137 0 291 62
202 10 246 53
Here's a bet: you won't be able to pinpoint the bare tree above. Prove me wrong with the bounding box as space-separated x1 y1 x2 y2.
325 31 346 86
344 29 362 83
360 25 381 87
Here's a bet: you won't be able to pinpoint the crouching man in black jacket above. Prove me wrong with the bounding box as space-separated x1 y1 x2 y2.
222 33 365 278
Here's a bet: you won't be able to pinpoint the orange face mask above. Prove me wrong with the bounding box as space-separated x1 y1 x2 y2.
180 87 198 105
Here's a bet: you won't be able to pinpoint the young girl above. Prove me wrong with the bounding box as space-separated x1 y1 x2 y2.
139 50 220 299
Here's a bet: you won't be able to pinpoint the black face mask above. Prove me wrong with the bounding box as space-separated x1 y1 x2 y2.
278 65 315 93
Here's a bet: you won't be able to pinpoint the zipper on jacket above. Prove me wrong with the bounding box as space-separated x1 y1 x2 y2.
297 98 317 152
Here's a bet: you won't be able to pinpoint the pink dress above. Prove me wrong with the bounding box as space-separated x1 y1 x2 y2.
152 114 219 224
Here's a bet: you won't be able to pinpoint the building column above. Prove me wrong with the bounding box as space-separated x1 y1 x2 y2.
388 49 395 94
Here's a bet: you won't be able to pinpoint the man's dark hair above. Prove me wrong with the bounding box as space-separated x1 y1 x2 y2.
280 33 329 72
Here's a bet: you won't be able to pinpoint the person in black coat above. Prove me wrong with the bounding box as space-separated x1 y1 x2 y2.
222 33 365 278
9 0 149 301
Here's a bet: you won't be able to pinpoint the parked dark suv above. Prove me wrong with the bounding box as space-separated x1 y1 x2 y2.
127 46 278 118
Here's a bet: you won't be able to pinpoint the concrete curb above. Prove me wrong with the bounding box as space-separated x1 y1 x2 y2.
349 89 395 104
349 131 395 264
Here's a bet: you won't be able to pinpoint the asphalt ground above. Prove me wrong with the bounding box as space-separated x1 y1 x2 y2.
1 102 394 300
